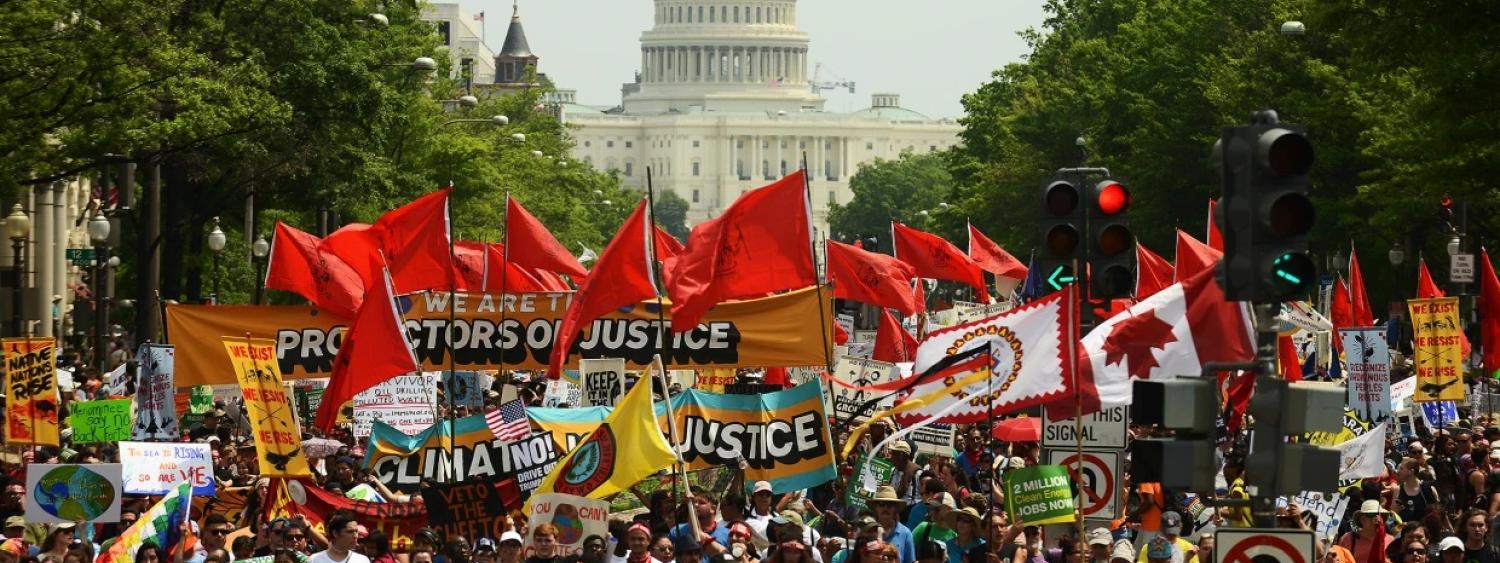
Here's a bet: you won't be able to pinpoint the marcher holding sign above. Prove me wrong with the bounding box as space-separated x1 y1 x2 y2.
1409 298 1465 403
222 337 312 478
3 338 59 446
1340 327 1392 421
1003 465 1076 525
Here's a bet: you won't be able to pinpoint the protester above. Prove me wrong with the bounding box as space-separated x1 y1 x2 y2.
312 512 372 563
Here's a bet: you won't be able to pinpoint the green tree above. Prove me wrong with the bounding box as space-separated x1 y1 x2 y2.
654 190 691 242
828 151 958 254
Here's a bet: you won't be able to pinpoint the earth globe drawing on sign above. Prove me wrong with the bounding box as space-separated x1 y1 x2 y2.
33 466 116 521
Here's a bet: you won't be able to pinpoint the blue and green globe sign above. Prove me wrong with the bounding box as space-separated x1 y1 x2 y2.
33 465 117 521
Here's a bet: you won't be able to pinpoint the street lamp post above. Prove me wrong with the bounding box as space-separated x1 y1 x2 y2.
207 217 226 304
5 205 30 337
252 235 270 305
87 211 111 370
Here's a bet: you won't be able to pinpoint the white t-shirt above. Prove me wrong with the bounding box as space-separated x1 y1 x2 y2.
310 550 372 563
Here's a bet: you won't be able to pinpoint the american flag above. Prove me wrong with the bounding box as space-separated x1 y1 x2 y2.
473 11 484 21
486 399 530 441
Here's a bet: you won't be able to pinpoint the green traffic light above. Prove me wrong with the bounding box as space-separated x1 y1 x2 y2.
1047 265 1076 290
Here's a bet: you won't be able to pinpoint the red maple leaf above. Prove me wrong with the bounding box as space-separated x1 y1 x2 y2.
1100 310 1178 379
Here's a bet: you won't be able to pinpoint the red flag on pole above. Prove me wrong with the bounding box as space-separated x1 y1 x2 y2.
314 261 419 432
967 223 1028 280
1479 249 1500 377
506 197 590 279
453 241 488 292
265 222 366 319
892 222 989 301
662 171 816 331
479 243 549 293
1174 229 1222 282
1348 248 1375 327
1278 334 1303 382
1135 243 1173 301
1418 258 1445 298
318 223 381 288
548 199 658 377
654 225 684 259
872 308 918 363
826 240 923 316
1206 199 1224 252
376 189 454 294
1330 276 1353 351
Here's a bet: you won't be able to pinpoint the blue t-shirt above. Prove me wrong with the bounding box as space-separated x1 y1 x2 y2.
670 521 732 563
946 538 984 563
885 523 916 563
904 503 930 531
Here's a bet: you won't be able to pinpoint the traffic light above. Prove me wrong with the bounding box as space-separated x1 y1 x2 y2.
1038 174 1083 293
1089 179 1134 299
1245 376 1343 495
1129 379 1218 492
1215 112 1316 302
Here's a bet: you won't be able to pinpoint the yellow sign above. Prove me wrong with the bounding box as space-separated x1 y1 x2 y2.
220 337 312 478
1409 297 1465 403
169 287 833 386
3 339 59 446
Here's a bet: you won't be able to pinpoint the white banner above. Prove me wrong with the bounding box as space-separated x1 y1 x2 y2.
579 358 627 407
353 373 438 438
1341 328 1391 421
828 356 900 422
119 441 215 496
133 344 179 440
1337 424 1386 480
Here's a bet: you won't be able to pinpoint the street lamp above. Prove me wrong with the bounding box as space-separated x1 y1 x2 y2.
5 204 30 337
88 212 110 370
1447 234 1462 257
530 150 544 158
207 217 227 304
1280 21 1307 36
252 235 270 305
1388 242 1405 267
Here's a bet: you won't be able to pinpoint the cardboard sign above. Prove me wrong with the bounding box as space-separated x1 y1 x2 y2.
134 344 180 440
353 373 438 438
1003 464 1076 525
1043 405 1129 449
421 478 525 541
579 358 627 407
24 463 123 524
1340 328 1391 421
444 371 492 409
909 422 956 456
542 379 582 408
1282 491 1350 539
120 441 216 496
827 356 900 423
526 493 610 558
221 338 313 478
68 399 133 443
1408 298 1465 403
3 339 60 446
846 455 895 512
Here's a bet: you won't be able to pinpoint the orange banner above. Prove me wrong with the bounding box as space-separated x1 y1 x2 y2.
168 287 832 386
3 339 59 446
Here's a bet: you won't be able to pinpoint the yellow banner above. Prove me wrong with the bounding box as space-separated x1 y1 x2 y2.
169 287 832 386
3 339 59 446
220 338 313 478
1409 297 1465 403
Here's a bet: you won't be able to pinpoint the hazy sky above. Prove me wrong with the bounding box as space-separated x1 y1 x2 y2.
466 0 1051 118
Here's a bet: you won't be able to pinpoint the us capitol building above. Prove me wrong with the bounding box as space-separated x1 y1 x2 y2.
547 0 962 230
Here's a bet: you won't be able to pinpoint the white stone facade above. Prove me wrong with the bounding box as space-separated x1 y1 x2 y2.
422 3 499 84
560 0 962 231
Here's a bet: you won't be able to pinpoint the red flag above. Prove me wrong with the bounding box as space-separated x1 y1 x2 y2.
763 367 791 388
892 222 989 301
967 223 1028 280
1479 249 1500 377
826 241 924 316
1135 243 1173 300
480 243 548 293
1418 258 1445 298
1206 199 1224 252
654 225 684 259
1278 334 1303 382
319 223 381 287
1348 249 1375 326
1174 229 1222 282
1222 373 1255 434
1330 276 1353 351
264 222 365 319
663 171 816 331
377 189 454 294
506 197 589 279
548 199 658 377
528 267 573 291
314 262 418 432
453 241 488 292
1059 267 1253 418
872 308 917 363
833 320 850 345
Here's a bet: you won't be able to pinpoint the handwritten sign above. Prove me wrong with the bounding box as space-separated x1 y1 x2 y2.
580 359 627 407
828 356 899 422
134 344 180 440
541 379 582 408
444 371 493 410
421 478 523 541
354 373 438 438
3 339 59 446
119 441 215 496
1409 298 1465 403
25 463 122 524
1340 328 1391 421
526 493 610 557
222 338 313 478
69 399 133 443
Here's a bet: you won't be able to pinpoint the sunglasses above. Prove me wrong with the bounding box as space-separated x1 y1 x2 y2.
286 534 307 541
1408 549 1427 555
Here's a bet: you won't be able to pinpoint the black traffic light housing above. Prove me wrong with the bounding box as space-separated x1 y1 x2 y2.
1129 379 1218 492
1089 179 1134 299
1038 174 1083 293
1215 111 1317 303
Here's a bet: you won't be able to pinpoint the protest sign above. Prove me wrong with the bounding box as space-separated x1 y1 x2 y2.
270 479 427 552
1340 328 1391 421
24 463 122 524
119 441 215 496
353 373 438 438
526 493 610 557
365 416 562 495
579 359 627 407
294 379 327 424
168 286 833 385
444 371 492 409
134 344 180 440
827 356 899 423
845 455 895 512
1408 298 1465 403
3 338 60 446
421 478 525 541
542 379 582 408
693 368 737 393
222 338 313 478
910 422 956 456
68 399 132 444
1283 491 1350 539
179 385 214 430
1003 465 1076 525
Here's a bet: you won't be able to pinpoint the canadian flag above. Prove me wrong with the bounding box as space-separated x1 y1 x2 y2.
1064 267 1254 417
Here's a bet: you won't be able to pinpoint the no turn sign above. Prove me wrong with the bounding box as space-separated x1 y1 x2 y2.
1216 529 1316 563
1045 449 1119 520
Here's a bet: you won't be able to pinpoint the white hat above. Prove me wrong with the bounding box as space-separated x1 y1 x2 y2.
1357 500 1385 515
1439 537 1464 552
752 481 773 494
500 531 524 545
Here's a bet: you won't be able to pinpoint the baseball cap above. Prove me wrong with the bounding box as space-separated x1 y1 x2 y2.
1110 541 1135 563
1440 537 1464 552
475 538 497 553
752 481 773 494
500 531 524 546
778 510 805 528
1146 537 1177 560
1161 511 1183 535
1087 527 1113 547
925 492 957 509
856 516 881 532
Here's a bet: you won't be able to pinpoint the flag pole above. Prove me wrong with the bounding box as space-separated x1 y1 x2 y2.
500 193 511 386
1068 264 1085 539
446 198 459 485
801 155 847 468
645 168 696 532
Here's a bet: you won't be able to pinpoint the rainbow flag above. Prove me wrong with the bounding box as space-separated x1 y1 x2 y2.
99 482 192 563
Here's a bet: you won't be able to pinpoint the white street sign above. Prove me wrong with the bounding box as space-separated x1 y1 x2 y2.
1042 405 1129 449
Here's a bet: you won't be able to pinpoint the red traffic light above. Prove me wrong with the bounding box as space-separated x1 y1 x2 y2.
1095 181 1129 215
